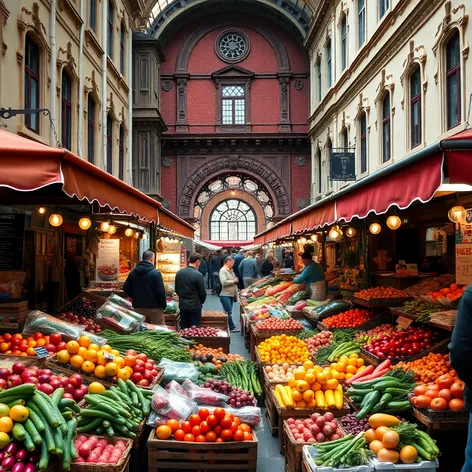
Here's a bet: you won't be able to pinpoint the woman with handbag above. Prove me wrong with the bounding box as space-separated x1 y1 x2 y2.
218 256 240 333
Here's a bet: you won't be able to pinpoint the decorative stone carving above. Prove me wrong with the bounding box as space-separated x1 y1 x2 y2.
297 198 311 209
295 156 305 167
294 79 304 90
162 200 171 209
278 75 291 131
161 80 172 91
162 156 172 168
175 76 188 131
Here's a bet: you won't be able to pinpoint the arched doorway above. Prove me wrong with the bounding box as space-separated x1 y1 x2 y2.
209 199 256 241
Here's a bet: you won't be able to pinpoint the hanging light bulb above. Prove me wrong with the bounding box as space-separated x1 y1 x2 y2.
448 206 466 224
78 217 92 230
125 227 134 237
310 234 318 242
346 227 357 238
48 214 63 227
164 237 171 243
329 227 342 240
369 223 382 235
134 232 140 239
100 221 110 232
300 237 307 244
386 215 402 230
38 207 47 215
107 224 117 235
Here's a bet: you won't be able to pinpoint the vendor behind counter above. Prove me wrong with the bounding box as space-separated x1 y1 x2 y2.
293 252 327 301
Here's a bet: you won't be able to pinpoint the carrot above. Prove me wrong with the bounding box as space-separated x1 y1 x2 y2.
355 368 389 383
345 365 374 385
373 360 391 373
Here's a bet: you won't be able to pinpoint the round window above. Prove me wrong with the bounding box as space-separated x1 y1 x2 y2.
216 30 250 63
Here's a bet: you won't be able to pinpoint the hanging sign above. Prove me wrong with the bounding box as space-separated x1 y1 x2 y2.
455 244 472 285
330 149 356 181
96 239 120 282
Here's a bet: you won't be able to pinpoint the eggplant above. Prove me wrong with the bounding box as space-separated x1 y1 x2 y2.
15 450 27 462
12 463 24 472
23 464 36 472
4 443 18 456
2 456 16 470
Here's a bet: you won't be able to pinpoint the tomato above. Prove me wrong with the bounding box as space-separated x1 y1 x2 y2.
232 417 241 426
205 431 217 442
49 333 62 345
221 429 233 442
449 398 465 411
214 408 226 421
239 423 251 433
166 419 181 433
183 433 195 442
438 389 452 403
213 425 222 437
191 426 201 437
181 421 192 434
136 353 148 363
230 422 239 433
413 385 428 396
3 334 11 342
216 438 224 443
189 414 201 427
430 397 447 411
451 381 465 399
220 416 232 429
199 421 210 434
224 412 234 422
33 332 42 340
207 415 218 428
437 374 454 390
243 432 253 441
195 435 206 443
198 408 210 420
424 389 439 399
233 430 244 441
174 429 185 441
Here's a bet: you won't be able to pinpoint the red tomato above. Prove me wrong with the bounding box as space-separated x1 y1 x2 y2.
437 374 454 390
233 417 241 426
33 332 43 341
174 429 185 441
216 438 224 443
199 421 210 434
430 397 447 411
49 333 62 346
243 432 253 441
230 422 239 433
213 425 222 437
195 435 206 443
136 353 148 363
205 431 217 442
424 389 439 399
181 421 192 434
233 430 244 441
451 381 465 399
198 408 210 420
239 423 251 433
183 434 195 442
214 408 226 421
449 398 465 411
191 426 201 437
207 415 218 428
438 389 452 403
3 334 11 342
220 416 232 429
221 429 233 442
189 414 201 427
56 342 67 352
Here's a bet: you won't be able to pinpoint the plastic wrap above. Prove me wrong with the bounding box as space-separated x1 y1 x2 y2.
81 331 107 346
96 301 144 333
201 405 263 428
165 301 178 314
149 385 198 425
181 380 228 406
107 293 133 310
23 311 85 339
165 380 187 397
159 359 199 383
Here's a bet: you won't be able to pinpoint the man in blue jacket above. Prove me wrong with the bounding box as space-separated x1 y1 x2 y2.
238 251 259 288
123 250 167 325
449 284 472 472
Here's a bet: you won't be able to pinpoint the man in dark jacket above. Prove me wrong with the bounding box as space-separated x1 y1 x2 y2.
449 284 472 471
233 249 246 290
123 250 167 325
175 253 207 328
209 251 223 293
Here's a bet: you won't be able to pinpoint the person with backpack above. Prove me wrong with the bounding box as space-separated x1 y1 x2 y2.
218 255 240 333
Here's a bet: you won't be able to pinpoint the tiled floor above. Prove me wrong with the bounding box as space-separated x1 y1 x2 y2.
203 294 285 472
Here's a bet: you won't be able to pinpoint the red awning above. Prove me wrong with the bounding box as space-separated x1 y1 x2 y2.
158 208 195 239
292 201 336 233
336 154 444 222
202 240 254 247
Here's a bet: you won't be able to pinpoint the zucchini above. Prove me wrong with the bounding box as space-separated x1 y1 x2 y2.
315 300 351 319
356 390 381 420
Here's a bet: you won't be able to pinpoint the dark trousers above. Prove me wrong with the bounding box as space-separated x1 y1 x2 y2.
180 308 202 329
219 296 236 330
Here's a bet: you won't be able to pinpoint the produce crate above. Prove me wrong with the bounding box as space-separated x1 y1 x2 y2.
70 435 133 472
164 313 180 330
182 331 230 354
265 384 279 437
371 457 438 472
317 311 392 332
147 428 258 471
410 405 469 433
60 291 107 312
360 337 450 366
352 297 411 308
250 325 302 361
200 311 228 331
302 445 374 472
0 300 29 331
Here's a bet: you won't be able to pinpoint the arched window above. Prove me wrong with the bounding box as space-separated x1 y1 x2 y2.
446 31 461 129
107 0 114 58
326 40 332 89
118 124 125 180
358 0 366 47
341 126 349 148
120 22 126 76
382 93 391 163
316 57 322 102
89 0 97 32
341 15 347 71
222 85 245 125
359 112 367 174
210 200 256 241
24 34 40 133
327 139 333 189
410 66 422 148
87 95 95 163
106 114 113 174
61 71 72 150
379 0 389 18
317 148 322 194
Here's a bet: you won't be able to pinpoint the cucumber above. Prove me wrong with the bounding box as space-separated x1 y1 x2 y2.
24 419 42 445
27 403 55 453
79 409 126 424
76 417 103 433
62 419 76 471
39 438 50 471
7 399 25 408
105 425 114 437
50 388 64 406
23 430 36 452
59 398 76 411
0 384 35 399
12 423 26 441
32 393 61 428
53 426 63 455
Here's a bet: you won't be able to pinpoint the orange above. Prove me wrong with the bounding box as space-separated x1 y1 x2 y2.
303 360 314 370
111 349 121 358
0 432 9 449
96 351 108 366
124 355 136 368
66 340 80 354
117 368 131 381
88 343 100 352
304 373 315 384
78 347 89 359
346 365 357 374
88 382 105 394
293 369 305 380
156 425 172 440
79 335 91 348
26 347 36 357
123 366 133 376
9 405 28 423
303 390 314 402
36 339 46 347
287 377 296 388
81 360 95 374
27 340 36 348
86 349 98 363
114 356 125 368
57 350 71 364
0 405 9 418
0 417 13 433
105 362 118 377
348 358 358 367
316 372 327 384
94 365 107 379
70 355 85 369
100 345 112 353
296 380 310 392
291 390 302 402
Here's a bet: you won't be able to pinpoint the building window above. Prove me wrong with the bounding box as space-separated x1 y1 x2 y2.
317 148 322 194
87 95 95 163
210 199 256 241
216 30 250 63
61 71 72 150
342 127 349 148
379 0 389 18
327 139 333 189
382 93 391 163
106 114 113 174
107 0 114 59
24 34 40 133
341 15 347 71
446 31 461 129
89 0 97 32
358 0 366 47
410 66 422 148
359 112 367 174
120 22 125 76
316 58 322 102
327 40 332 89
118 125 125 180
222 85 245 125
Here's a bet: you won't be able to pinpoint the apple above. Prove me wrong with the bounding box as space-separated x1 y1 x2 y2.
7 375 22 387
39 369 53 377
38 384 54 395
63 393 74 399
143 370 154 382
64 384 75 395
50 378 62 390
69 374 83 388
145 363 153 371
147 359 155 366
23 378 38 385
29 366 40 377
44 344 56 353
137 379 149 387
0 379 7 389
11 363 25 375
56 342 67 352
38 375 51 385
131 373 143 383
0 369 10 381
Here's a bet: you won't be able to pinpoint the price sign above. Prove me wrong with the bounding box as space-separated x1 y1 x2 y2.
330 149 356 181
33 347 51 358
456 244 472 285
103 352 115 361
396 316 413 330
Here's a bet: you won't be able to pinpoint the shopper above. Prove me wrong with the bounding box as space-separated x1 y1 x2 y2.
255 253 263 276
218 256 240 333
123 250 167 325
209 251 223 293
283 251 294 269
198 254 208 288
293 252 326 300
175 253 207 328
449 284 472 472
261 255 275 276
238 251 259 288
233 249 246 290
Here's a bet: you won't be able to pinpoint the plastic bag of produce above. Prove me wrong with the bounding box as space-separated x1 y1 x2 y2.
107 293 133 310
96 301 144 333
202 405 263 428
165 301 178 314
23 311 85 339
149 385 198 425
181 380 229 406
159 359 199 383
82 330 107 346
138 322 173 332
165 380 187 397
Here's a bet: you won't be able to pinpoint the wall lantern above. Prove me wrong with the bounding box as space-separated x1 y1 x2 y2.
448 206 466 224
134 232 140 239
107 224 117 235
310 234 318 242
369 223 382 235
100 221 110 232
38 207 47 215
329 227 342 240
124 227 134 237
49 214 63 227
346 227 357 238
78 217 92 230
386 215 402 230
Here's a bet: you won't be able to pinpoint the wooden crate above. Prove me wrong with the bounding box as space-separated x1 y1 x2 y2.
284 422 309 472
200 312 228 331
301 453 310 472
0 300 29 331
182 332 231 353
250 325 303 362
265 382 279 437
147 428 258 471
164 313 180 330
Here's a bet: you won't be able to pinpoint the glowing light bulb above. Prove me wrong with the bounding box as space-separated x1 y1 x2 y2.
369 223 382 235
49 214 63 227
38 207 46 215
448 206 466 224
386 215 402 230
346 227 356 238
100 221 110 232
78 217 92 230
125 227 134 237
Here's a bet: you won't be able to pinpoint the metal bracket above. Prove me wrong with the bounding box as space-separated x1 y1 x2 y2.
0 108 50 120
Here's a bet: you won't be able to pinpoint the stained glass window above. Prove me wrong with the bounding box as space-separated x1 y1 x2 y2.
210 199 256 241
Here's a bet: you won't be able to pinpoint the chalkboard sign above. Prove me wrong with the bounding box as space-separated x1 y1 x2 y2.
330 149 356 181
33 346 50 358
0 214 25 270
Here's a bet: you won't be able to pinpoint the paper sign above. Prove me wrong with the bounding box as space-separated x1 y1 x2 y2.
96 239 120 282
396 316 413 329
33 347 50 358
456 244 472 285
103 352 115 361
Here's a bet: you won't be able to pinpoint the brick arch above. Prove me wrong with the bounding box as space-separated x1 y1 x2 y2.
200 190 265 240
179 155 290 219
